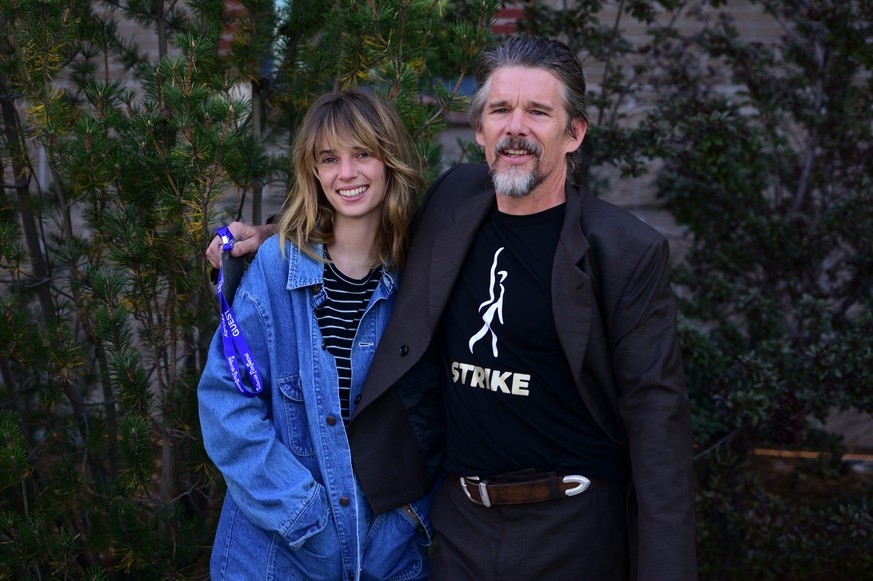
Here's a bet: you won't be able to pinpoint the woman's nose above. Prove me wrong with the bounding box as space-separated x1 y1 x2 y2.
338 157 357 179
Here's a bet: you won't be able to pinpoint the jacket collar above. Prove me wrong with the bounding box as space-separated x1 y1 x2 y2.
558 182 590 264
426 180 593 325
286 242 398 295
287 243 324 290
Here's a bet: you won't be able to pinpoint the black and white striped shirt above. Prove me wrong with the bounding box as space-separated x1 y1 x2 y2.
315 261 382 423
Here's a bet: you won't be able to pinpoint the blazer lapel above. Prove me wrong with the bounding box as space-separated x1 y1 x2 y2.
552 185 595 391
427 190 494 326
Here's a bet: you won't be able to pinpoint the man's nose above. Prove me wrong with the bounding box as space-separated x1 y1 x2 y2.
507 108 527 135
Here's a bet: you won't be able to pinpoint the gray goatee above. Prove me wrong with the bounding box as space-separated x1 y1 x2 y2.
490 137 543 197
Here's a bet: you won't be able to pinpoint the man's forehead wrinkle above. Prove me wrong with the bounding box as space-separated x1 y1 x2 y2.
487 96 558 112
487 75 562 113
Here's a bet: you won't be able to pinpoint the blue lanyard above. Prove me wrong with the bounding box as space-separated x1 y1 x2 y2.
216 226 264 397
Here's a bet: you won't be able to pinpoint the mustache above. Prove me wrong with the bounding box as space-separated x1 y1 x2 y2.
494 137 542 158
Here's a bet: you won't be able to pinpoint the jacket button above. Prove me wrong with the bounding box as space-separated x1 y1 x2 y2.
314 284 321 293
321 340 327 350
339 496 350 507
326 416 336 426
354 395 361 404
399 345 409 356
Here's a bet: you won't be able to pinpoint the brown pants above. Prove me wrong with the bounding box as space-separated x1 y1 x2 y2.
430 477 629 581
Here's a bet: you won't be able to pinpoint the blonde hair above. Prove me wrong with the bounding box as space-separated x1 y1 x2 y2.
277 90 422 271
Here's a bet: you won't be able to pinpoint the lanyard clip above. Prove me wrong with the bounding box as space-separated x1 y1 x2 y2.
216 225 235 252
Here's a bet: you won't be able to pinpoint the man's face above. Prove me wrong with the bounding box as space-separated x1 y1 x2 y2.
475 66 585 199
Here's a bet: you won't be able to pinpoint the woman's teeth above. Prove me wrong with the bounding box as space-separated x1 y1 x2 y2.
339 186 367 197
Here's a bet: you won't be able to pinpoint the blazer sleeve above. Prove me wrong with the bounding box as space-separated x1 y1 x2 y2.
610 237 698 581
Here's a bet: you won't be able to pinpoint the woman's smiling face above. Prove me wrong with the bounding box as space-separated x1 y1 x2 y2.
316 141 388 226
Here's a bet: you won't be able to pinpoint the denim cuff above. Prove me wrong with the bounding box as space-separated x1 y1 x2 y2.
284 483 330 549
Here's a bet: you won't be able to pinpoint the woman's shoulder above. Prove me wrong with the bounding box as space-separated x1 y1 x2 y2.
249 235 325 286
250 235 291 267
239 235 289 290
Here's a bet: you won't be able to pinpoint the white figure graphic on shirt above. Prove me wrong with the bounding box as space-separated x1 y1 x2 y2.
469 247 506 357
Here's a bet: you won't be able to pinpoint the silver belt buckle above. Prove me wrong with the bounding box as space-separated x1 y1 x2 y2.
460 476 492 507
562 474 591 496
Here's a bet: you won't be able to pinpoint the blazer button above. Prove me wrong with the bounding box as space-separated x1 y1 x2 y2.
326 415 337 426
399 345 409 356
339 496 350 507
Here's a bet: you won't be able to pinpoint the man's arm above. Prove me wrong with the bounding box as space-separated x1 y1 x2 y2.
611 237 697 581
206 221 277 269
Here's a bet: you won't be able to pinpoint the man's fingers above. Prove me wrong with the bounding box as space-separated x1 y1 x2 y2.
206 222 271 272
229 238 258 258
206 236 224 269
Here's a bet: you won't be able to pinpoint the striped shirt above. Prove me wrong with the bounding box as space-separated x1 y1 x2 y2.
315 261 382 423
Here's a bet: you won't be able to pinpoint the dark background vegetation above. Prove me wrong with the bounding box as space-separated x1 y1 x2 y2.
1 1 870 578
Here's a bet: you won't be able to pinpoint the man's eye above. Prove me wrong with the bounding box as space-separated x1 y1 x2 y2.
357 151 371 159
321 156 336 164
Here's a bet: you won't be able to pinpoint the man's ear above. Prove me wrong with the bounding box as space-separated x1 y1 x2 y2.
475 128 485 147
566 118 588 153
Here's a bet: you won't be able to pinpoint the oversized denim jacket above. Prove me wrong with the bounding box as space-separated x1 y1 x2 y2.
198 236 432 581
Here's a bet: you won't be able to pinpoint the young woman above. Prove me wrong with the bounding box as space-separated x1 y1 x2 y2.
198 90 431 580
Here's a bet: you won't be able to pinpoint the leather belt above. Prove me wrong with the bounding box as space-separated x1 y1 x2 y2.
456 473 607 507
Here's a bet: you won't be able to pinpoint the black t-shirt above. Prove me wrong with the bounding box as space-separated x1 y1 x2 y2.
440 203 628 482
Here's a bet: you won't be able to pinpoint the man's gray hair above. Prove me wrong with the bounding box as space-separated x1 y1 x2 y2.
470 35 589 140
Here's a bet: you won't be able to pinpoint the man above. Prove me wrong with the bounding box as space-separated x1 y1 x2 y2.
208 35 697 581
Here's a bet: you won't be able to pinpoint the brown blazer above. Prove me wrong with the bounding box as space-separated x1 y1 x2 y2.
349 164 698 581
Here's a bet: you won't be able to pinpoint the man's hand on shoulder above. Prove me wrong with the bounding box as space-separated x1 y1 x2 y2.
206 221 278 269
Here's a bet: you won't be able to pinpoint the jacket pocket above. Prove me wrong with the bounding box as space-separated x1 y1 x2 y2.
361 509 428 581
277 374 316 456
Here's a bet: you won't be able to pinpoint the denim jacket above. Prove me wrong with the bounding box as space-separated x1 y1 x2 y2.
198 236 433 581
